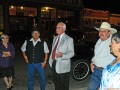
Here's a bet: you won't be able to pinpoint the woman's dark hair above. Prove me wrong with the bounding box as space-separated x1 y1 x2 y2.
112 32 120 43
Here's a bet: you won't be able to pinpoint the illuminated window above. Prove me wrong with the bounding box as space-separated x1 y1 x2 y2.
41 7 56 18
9 6 37 17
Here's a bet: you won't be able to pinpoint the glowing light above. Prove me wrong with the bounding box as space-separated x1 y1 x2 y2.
10 5 14 9
46 7 48 10
20 6 24 9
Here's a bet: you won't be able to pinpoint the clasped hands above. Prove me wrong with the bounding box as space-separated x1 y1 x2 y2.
2 51 11 57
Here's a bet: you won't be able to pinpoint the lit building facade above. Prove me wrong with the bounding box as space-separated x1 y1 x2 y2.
0 0 84 41
109 14 120 26
83 8 120 27
84 8 109 28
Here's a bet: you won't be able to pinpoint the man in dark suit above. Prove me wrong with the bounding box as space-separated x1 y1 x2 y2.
49 22 75 90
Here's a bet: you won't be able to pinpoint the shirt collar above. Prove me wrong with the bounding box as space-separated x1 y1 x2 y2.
30 38 41 42
58 33 65 39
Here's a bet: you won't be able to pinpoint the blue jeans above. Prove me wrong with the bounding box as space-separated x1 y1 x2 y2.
27 63 45 90
88 67 103 90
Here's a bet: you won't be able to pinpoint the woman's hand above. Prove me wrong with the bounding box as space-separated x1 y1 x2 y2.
2 51 11 57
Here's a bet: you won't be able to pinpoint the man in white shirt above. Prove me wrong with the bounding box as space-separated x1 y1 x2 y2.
21 27 49 90
88 22 117 90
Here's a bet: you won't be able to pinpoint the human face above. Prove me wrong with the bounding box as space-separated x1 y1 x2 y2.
56 23 65 35
110 39 120 57
99 28 110 41
2 36 9 43
32 31 40 40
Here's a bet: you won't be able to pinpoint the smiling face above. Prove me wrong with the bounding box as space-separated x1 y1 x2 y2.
99 28 111 41
110 39 120 57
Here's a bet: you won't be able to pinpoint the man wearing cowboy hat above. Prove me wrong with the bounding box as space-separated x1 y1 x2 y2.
88 22 117 90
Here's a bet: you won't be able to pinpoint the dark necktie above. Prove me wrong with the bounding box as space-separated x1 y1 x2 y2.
52 37 60 60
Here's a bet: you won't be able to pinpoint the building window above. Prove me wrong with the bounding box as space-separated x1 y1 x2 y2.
58 10 75 18
57 10 79 30
0 5 3 34
41 7 56 18
9 6 37 17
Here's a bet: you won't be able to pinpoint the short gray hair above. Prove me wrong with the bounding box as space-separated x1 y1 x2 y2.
112 32 120 43
58 22 66 30
0 34 8 39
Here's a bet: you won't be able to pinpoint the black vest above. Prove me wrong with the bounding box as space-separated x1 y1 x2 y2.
25 40 45 64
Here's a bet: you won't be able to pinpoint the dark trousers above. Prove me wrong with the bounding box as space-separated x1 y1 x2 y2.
52 60 70 90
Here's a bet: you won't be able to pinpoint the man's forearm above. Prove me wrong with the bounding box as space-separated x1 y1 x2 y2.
22 52 28 63
44 53 49 63
22 52 26 57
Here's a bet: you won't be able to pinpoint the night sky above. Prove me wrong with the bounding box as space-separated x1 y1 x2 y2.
83 0 120 14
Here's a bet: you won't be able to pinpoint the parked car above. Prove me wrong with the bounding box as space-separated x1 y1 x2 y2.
66 30 96 81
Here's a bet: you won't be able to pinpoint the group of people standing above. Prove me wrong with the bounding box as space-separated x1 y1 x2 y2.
0 21 120 90
21 22 74 90
0 22 74 90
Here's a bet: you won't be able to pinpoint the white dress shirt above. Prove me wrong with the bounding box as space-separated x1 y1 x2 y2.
53 33 65 48
53 33 65 59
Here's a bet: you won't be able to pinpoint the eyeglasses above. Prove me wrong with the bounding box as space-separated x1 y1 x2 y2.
99 30 109 33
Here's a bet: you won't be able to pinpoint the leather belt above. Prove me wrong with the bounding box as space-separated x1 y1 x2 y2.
94 65 104 70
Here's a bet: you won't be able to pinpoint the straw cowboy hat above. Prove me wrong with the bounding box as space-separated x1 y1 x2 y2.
94 22 117 34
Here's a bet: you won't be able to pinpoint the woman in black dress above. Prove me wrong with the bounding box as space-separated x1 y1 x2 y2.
0 34 15 90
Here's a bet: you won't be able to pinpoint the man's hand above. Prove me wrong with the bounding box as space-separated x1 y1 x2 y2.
41 62 46 68
56 52 63 58
90 62 95 72
24 55 29 63
22 52 29 63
